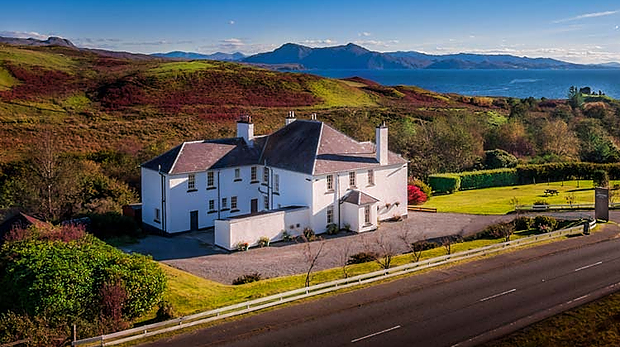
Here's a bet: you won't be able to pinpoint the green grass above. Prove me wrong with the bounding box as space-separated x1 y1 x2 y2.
0 45 79 72
306 79 377 107
0 66 18 90
483 291 620 347
147 61 218 76
157 234 536 319
423 180 618 215
61 93 92 112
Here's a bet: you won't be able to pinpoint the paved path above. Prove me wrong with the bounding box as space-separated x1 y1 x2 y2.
139 224 620 347
124 212 520 283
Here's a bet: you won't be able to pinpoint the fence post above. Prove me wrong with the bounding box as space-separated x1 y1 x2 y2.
72 324 77 343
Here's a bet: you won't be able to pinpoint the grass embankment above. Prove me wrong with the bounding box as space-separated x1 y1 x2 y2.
483 291 620 347
423 180 618 215
158 230 543 318
306 79 378 107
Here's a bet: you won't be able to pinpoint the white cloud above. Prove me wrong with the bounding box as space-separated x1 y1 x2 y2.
0 30 49 40
229 20 235 25
358 32 371 37
300 39 337 46
553 10 619 23
353 39 399 48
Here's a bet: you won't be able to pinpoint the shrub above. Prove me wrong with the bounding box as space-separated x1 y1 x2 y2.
232 273 262 285
258 236 270 247
533 200 549 206
155 301 176 321
326 223 339 235
409 177 432 198
593 170 609 188
407 185 427 205
483 149 518 169
428 174 461 194
514 216 533 231
411 240 439 252
281 231 294 242
459 168 519 190
88 212 141 239
533 215 558 233
465 222 514 240
347 252 379 265
303 227 316 241
235 241 249 251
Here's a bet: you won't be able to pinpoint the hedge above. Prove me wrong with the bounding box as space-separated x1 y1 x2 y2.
428 162 620 193
428 174 461 194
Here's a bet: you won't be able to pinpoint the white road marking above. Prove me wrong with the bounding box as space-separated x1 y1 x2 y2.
574 261 603 272
351 325 401 343
479 289 517 302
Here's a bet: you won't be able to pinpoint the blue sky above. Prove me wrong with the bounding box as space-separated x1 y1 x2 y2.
2 0 620 63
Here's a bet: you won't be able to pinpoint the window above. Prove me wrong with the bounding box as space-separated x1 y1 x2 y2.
222 197 228 210
154 208 161 223
234 168 241 181
231 196 238 210
188 174 196 191
368 169 374 186
263 167 269 183
208 199 215 212
264 195 269 210
274 174 280 193
207 171 214 188
364 205 371 225
326 174 334 191
327 205 334 224
251 166 258 182
349 171 356 188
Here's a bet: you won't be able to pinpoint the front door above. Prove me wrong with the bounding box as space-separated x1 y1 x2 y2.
190 210 198 231
251 199 258 213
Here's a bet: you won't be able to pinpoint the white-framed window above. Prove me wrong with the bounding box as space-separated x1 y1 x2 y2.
326 174 334 191
188 173 196 191
154 208 161 223
207 171 214 188
264 195 269 210
263 167 269 183
222 197 228 210
349 171 356 188
327 205 334 224
234 168 241 180
368 169 374 186
208 199 215 212
274 174 280 193
251 166 257 182
231 196 238 210
364 205 371 225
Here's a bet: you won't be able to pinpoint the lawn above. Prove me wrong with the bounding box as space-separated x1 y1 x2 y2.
306 79 377 107
423 180 618 215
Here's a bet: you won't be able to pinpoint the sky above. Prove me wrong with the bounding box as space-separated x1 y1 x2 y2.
2 0 620 63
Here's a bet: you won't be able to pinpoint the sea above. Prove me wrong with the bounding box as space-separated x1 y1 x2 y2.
305 69 620 99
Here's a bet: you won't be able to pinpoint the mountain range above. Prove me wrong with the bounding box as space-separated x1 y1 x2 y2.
152 51 246 61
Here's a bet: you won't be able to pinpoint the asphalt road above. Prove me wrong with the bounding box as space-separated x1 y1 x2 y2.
141 226 620 347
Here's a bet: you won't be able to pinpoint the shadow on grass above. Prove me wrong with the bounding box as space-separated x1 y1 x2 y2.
567 188 594 193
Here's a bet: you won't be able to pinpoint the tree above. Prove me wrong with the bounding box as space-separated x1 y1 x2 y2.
483 149 518 169
338 240 353 279
398 228 428 263
568 86 584 110
538 119 580 160
501 222 515 243
300 236 325 287
593 170 609 188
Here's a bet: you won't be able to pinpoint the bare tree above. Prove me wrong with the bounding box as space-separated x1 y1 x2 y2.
441 236 454 255
372 231 396 270
338 240 353 279
502 222 516 243
398 228 427 263
300 236 325 287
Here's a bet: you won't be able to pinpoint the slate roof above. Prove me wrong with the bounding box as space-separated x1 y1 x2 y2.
142 119 406 175
341 190 380 206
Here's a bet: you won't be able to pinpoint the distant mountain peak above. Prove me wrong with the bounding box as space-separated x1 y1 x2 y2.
0 35 76 48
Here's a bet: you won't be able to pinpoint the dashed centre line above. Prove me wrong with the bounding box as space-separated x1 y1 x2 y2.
351 325 401 343
574 261 603 272
479 289 517 302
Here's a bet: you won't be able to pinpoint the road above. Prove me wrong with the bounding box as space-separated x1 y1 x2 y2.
141 225 620 347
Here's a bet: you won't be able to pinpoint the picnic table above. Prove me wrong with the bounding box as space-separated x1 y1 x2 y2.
544 189 559 196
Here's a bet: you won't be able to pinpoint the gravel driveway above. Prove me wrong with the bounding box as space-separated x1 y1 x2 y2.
123 212 517 284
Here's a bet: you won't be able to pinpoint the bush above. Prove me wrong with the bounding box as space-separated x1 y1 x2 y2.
459 168 519 190
533 200 549 206
407 185 427 205
483 149 518 169
303 227 316 241
465 222 513 240
235 241 249 251
514 216 533 231
88 212 141 239
533 215 558 233
326 223 339 235
428 174 461 194
232 273 262 285
281 231 294 242
258 236 270 247
409 177 432 198
347 252 378 265
593 170 609 188
411 240 439 252
155 300 176 321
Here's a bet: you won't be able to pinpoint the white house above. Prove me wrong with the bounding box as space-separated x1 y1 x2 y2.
141 113 408 250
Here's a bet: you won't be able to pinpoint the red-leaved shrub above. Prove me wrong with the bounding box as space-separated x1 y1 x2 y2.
408 185 427 205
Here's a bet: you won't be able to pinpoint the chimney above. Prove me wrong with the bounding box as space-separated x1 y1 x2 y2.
376 121 388 165
285 111 296 126
311 113 317 121
237 115 254 146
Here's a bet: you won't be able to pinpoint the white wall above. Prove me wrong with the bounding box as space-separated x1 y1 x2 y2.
141 168 164 232
215 207 309 250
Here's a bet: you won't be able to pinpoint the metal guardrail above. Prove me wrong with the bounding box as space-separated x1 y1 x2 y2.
72 220 596 346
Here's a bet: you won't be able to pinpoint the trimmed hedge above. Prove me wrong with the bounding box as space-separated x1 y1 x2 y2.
428 174 461 194
429 162 620 193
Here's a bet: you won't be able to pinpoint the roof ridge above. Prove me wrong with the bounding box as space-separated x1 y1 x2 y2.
169 142 187 174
